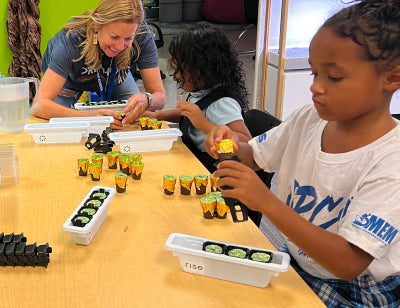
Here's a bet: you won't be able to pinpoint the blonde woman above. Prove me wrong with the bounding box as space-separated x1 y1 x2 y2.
33 0 166 128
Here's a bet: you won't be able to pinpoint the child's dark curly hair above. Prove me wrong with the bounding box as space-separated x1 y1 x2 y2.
168 22 249 112
323 0 400 72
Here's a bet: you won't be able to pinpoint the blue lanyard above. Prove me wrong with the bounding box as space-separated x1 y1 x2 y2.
96 58 116 101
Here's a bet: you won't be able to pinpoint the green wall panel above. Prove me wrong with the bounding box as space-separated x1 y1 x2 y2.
0 1 11 77
1 0 99 77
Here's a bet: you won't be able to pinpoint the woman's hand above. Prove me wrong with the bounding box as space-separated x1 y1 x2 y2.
95 109 124 130
120 67 167 126
121 93 149 125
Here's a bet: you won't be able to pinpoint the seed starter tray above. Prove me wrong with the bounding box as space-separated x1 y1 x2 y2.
63 186 116 245
49 116 114 135
74 100 128 112
109 128 182 153
165 233 290 288
24 122 90 143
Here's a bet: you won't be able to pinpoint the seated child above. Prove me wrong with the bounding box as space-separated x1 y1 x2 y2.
143 22 251 172
204 1 400 307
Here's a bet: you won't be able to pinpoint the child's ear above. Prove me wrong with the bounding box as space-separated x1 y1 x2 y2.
384 66 400 91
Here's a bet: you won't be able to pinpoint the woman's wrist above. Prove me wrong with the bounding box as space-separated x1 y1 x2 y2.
137 93 147 111
142 92 153 110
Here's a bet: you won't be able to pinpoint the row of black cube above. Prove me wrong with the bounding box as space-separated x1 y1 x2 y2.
0 232 52 267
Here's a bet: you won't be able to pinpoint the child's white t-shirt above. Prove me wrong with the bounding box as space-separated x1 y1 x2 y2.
249 104 400 281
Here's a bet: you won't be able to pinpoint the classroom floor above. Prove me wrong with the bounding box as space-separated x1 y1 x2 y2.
138 19 285 248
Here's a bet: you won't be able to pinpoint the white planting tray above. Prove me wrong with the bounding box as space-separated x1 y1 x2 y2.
109 128 182 153
24 122 90 143
63 186 116 245
49 116 114 135
165 233 290 288
74 100 128 112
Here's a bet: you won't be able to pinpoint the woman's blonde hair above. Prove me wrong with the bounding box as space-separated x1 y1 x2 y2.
63 0 144 70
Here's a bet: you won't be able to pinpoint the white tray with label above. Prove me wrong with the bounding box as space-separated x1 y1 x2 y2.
63 186 116 245
109 128 182 153
49 116 114 135
24 122 90 143
165 233 290 288
74 100 128 112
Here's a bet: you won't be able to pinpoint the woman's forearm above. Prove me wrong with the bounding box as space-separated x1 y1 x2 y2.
31 98 96 119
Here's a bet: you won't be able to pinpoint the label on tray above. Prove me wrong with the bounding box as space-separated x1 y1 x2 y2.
183 261 205 275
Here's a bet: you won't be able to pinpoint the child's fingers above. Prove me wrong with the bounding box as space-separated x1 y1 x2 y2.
216 175 250 202
204 125 235 158
97 109 120 118
176 101 192 110
216 171 266 208
216 159 245 172
204 133 220 158
141 111 154 117
207 145 219 159
213 126 232 144
214 161 246 183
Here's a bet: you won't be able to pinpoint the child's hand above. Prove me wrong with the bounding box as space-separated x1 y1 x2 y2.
176 101 205 128
142 110 156 118
214 160 271 212
204 125 239 159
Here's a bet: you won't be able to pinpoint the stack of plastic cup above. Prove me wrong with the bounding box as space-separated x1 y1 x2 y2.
0 143 20 185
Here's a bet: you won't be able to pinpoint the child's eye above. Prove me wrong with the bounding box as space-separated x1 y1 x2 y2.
329 76 342 82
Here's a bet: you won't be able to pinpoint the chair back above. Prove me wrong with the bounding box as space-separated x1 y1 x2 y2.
244 0 259 24
244 108 281 137
243 108 282 226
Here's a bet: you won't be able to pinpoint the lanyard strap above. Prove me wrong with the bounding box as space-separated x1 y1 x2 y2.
96 58 117 101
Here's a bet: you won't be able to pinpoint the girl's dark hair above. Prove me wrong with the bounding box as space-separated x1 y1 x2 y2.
323 0 400 72
168 22 249 111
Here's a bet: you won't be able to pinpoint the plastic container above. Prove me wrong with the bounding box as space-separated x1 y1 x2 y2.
74 100 128 112
159 0 183 22
0 77 39 132
183 0 203 21
109 128 182 153
24 122 90 143
165 233 290 288
63 186 116 245
49 116 114 135
0 143 20 184
0 156 20 184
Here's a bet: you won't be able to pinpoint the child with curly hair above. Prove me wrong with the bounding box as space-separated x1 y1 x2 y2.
204 1 400 307
143 22 251 172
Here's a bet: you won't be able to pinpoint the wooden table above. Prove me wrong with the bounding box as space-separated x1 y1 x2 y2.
0 117 325 307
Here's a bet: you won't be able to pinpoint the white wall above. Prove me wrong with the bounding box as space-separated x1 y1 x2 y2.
268 0 350 49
